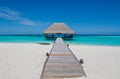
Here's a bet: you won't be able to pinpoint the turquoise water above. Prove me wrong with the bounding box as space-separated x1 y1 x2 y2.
0 35 120 46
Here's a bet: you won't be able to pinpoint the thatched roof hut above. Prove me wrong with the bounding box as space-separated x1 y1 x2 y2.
44 23 75 38
44 23 74 34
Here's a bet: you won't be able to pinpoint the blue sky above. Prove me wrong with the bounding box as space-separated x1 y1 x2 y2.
0 0 120 34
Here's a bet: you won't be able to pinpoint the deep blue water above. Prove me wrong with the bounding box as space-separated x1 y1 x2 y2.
0 35 120 46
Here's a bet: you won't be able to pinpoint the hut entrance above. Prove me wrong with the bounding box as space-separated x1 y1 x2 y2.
55 33 62 37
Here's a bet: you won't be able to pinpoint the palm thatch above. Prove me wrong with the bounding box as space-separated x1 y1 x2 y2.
44 23 75 34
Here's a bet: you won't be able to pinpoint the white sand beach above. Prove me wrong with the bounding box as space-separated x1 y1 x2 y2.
0 43 120 79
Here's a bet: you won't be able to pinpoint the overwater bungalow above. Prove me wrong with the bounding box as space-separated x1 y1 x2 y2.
44 23 75 39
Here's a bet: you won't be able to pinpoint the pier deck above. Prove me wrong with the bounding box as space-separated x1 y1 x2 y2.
41 38 85 79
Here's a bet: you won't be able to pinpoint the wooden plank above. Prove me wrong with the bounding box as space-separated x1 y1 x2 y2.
50 53 72 56
41 38 85 79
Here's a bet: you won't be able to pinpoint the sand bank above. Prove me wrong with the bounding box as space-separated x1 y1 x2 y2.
0 43 120 79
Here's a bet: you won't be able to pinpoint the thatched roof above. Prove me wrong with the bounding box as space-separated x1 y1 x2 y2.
44 23 75 34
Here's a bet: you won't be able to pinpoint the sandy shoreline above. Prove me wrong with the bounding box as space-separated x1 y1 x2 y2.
0 43 120 79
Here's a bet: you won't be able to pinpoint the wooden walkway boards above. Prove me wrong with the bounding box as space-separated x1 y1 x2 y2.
41 38 85 79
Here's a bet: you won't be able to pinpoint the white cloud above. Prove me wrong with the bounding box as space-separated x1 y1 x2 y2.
0 7 49 26
20 19 36 26
0 7 21 20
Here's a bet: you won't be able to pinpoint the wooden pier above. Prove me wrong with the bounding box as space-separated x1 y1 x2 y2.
41 38 85 79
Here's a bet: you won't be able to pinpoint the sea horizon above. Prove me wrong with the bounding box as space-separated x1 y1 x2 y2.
0 34 120 36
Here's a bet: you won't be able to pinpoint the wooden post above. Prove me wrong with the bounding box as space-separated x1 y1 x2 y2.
46 52 49 56
79 59 84 64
